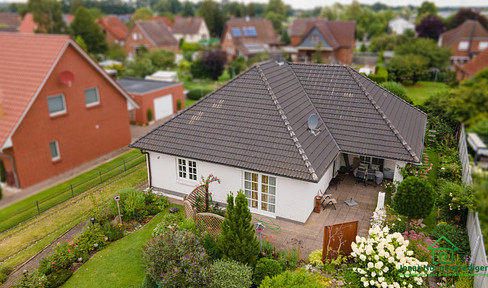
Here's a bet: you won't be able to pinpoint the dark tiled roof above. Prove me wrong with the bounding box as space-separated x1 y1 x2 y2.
131 61 426 182
118 77 180 94
440 20 488 47
136 20 178 46
173 17 204 34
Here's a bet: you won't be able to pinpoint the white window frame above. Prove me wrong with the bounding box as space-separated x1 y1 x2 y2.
458 41 469 51
84 87 100 107
177 158 197 181
132 32 137 40
49 140 60 161
47 94 67 116
479 41 488 50
243 171 276 215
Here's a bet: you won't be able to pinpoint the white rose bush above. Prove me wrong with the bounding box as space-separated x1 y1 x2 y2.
351 224 430 287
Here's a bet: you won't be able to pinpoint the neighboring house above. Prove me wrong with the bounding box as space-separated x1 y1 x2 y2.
455 47 488 81
124 20 178 57
0 33 138 188
388 17 415 35
97 16 129 46
0 12 20 32
221 17 280 61
130 60 427 224
118 78 184 125
172 17 209 43
289 17 324 46
151 16 174 30
295 20 356 65
439 20 488 65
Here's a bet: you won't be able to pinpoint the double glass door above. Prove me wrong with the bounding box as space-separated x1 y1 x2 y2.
244 172 276 213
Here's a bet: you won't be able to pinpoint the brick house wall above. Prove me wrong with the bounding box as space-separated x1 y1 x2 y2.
124 25 178 57
131 83 185 125
1 45 132 188
221 28 236 61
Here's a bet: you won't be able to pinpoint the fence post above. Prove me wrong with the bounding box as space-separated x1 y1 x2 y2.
99 171 102 184
71 184 74 198
123 160 126 172
36 200 40 216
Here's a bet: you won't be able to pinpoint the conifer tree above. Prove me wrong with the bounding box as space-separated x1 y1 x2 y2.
218 191 259 266
71 7 108 55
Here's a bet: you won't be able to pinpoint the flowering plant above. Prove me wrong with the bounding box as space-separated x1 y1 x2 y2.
351 226 430 287
402 230 436 263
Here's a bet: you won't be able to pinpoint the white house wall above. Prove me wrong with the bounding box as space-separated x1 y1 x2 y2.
148 152 334 223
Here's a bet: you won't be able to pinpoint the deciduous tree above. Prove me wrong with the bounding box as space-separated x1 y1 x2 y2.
197 0 223 37
416 15 445 40
28 0 69 34
71 7 108 54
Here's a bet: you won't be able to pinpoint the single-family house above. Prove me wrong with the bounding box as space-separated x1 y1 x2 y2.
439 20 488 65
221 17 280 61
172 17 209 43
289 18 324 46
130 60 427 224
455 47 488 81
151 16 174 29
124 20 178 57
118 78 184 125
0 12 20 32
19 13 73 33
295 20 356 65
97 16 129 46
388 17 415 35
0 33 138 188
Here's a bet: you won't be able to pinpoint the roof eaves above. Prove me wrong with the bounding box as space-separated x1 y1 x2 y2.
346 66 420 163
255 63 317 181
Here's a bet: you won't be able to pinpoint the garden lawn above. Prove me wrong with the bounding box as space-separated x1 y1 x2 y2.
405 81 449 105
185 99 196 107
63 208 180 288
0 164 147 269
0 150 143 233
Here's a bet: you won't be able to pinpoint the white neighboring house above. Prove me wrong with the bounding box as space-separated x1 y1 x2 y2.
388 17 415 35
172 17 209 43
130 61 427 224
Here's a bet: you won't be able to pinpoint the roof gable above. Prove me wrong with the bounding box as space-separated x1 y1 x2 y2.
135 20 178 46
0 33 137 150
225 18 280 46
131 61 426 182
440 20 488 47
297 21 355 49
173 17 204 35
297 27 333 49
98 16 128 40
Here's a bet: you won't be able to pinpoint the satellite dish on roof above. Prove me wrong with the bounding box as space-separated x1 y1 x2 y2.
59 71 74 87
308 114 319 130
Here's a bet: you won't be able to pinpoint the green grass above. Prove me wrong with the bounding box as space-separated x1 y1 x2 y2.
0 165 148 268
185 99 196 108
63 207 182 288
405 81 449 105
0 150 144 233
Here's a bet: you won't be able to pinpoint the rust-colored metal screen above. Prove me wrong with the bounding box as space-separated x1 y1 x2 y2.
322 221 358 261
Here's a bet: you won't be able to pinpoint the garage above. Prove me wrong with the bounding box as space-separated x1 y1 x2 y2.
153 94 173 120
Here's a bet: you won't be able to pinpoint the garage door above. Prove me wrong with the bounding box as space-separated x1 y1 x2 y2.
153 94 173 120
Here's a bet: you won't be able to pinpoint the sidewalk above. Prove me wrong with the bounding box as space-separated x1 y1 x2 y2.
0 115 172 210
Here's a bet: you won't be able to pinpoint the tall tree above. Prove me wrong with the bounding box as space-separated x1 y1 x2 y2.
416 15 445 40
264 0 286 32
450 8 488 31
71 7 107 54
181 1 194 17
395 38 451 69
133 7 153 20
247 3 255 17
197 0 224 37
70 0 83 14
416 1 437 19
218 191 260 266
28 0 69 34
280 28 290 44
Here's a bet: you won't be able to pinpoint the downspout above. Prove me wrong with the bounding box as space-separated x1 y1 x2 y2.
0 153 20 188
140 149 152 188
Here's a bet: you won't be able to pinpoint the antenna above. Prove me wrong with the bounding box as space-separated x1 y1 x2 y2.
308 114 321 135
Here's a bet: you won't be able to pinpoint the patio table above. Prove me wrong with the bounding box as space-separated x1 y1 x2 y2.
353 168 383 185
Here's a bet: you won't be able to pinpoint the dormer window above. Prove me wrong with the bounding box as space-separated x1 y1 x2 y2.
458 41 469 51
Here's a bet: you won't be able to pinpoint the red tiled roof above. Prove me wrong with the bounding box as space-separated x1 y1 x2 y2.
19 13 37 33
151 16 173 29
290 18 324 37
298 20 356 49
173 17 204 34
0 33 69 148
456 48 488 77
225 18 280 46
98 16 129 40
440 20 488 47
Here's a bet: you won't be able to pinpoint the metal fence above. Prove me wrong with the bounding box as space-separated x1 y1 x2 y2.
459 124 487 288
0 153 146 233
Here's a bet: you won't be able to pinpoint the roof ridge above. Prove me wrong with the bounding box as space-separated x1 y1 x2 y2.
255 63 319 181
286 62 341 151
346 66 420 163
322 23 339 47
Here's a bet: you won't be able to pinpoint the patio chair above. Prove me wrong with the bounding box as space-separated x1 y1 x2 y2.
366 173 376 186
321 197 337 210
355 170 366 185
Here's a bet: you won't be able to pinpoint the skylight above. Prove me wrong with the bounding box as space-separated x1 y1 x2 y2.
243 27 257 37
231 28 242 37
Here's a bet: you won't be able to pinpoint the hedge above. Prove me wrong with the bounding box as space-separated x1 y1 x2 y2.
187 88 215 100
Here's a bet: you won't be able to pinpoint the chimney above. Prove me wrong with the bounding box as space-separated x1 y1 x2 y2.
245 16 250 22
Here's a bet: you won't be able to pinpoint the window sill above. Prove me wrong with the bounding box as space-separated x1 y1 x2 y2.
86 103 101 110
176 179 198 187
51 158 62 164
50 112 68 119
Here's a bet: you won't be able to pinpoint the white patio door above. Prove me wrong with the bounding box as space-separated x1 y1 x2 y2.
244 172 276 214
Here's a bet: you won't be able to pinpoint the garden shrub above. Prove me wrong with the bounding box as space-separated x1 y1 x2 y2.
219 191 260 266
402 230 436 263
152 213 181 237
178 217 199 233
380 81 412 104
75 223 107 254
109 188 146 221
11 271 48 288
0 272 7 284
431 223 470 257
146 108 153 122
39 242 77 275
253 258 283 287
202 233 223 261
437 180 474 222
260 239 275 258
0 185 2 201
439 163 462 183
46 269 72 288
259 270 322 288
210 259 253 288
141 193 168 217
368 66 388 83
277 248 299 269
143 230 210 287
0 266 12 276
187 87 215 100
0 160 5 183
142 274 158 288
103 221 124 241
350 226 429 287
307 249 324 266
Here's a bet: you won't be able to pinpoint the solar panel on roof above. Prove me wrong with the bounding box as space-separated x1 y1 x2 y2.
242 27 257 37
231 28 241 37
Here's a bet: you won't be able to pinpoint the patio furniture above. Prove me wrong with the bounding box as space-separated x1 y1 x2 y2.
322 197 337 210
375 171 384 185
365 172 376 186
355 170 366 185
